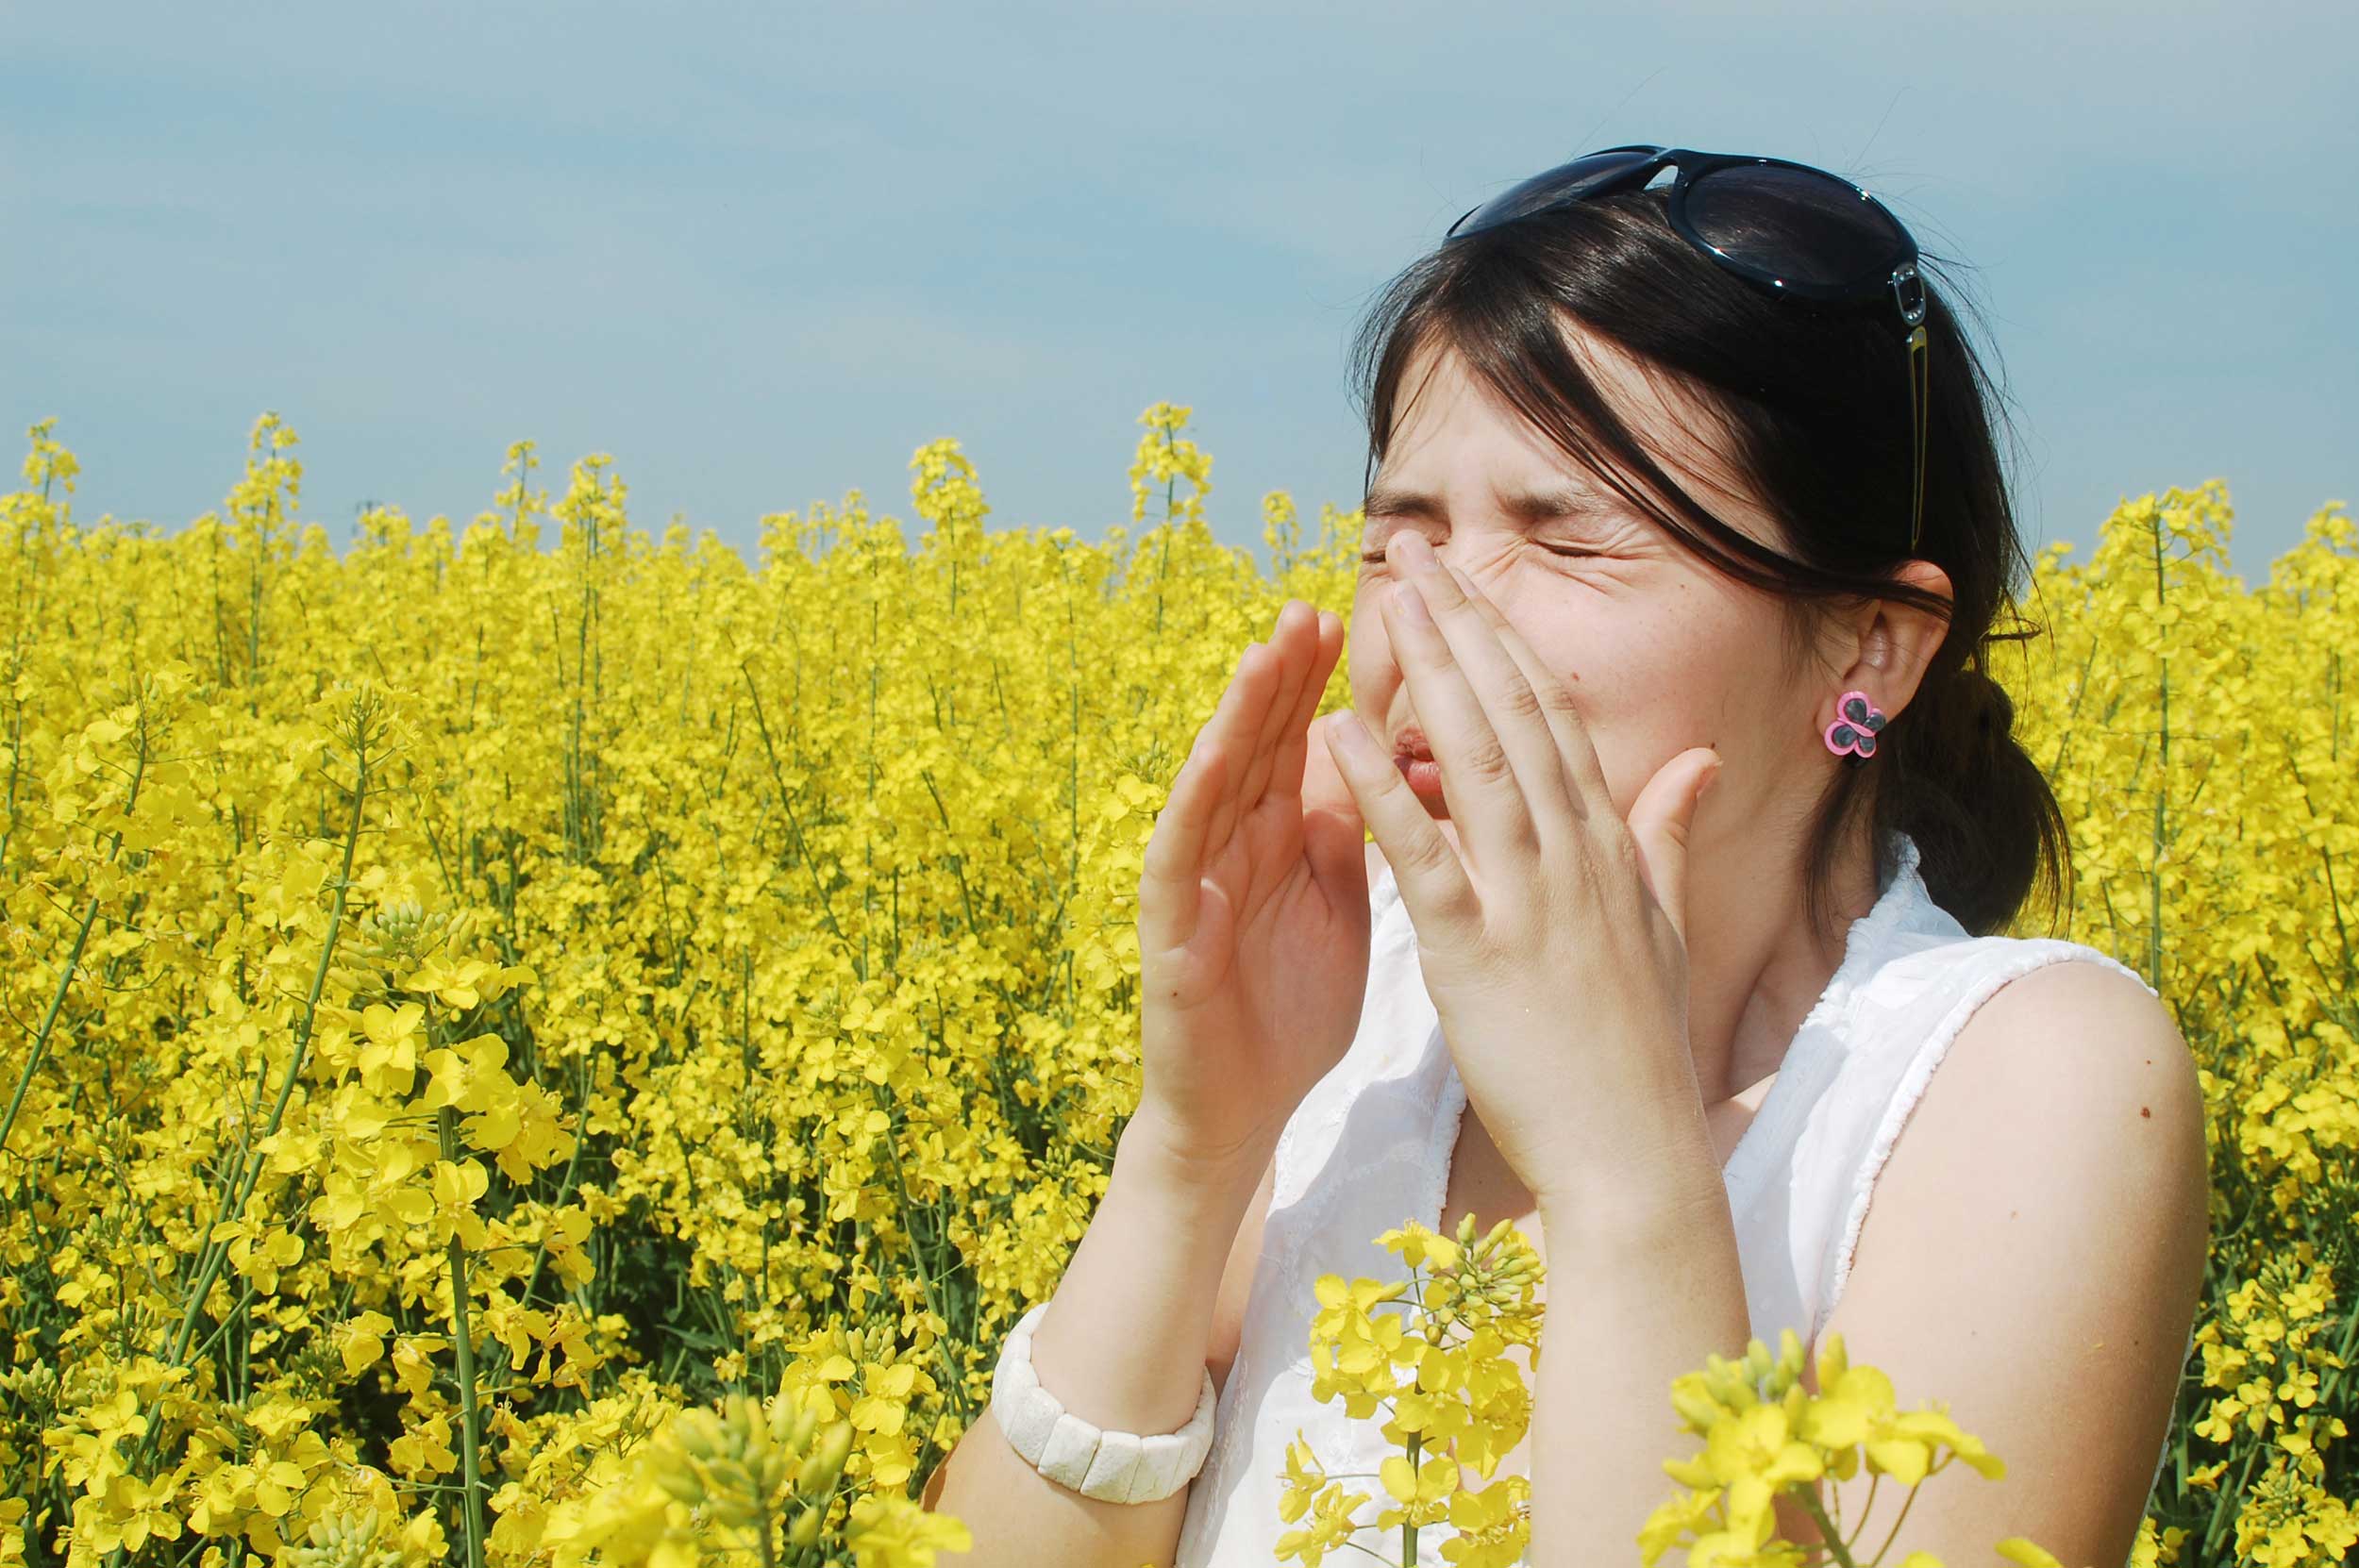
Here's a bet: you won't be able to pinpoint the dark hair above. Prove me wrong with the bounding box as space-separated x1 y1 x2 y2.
1347 180 2071 942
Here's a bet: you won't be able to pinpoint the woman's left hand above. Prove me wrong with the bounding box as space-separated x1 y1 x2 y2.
1319 530 1725 1208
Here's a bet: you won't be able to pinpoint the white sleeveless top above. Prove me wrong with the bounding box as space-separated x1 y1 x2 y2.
1174 827 2181 1565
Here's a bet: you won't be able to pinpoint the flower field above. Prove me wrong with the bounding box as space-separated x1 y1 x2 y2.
1 405 2354 1566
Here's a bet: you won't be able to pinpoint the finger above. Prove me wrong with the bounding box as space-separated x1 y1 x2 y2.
1322 707 1475 931
1290 620 1369 892
1193 640 1280 864
1268 609 1346 802
1204 617 1316 857
1386 545 1583 842
1380 573 1544 873
1439 562 1615 817
1232 600 1318 811
1138 738 1228 952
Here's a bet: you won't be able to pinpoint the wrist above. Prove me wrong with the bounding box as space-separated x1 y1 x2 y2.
1527 1117 1723 1240
1116 1104 1277 1207
1023 1115 1259 1435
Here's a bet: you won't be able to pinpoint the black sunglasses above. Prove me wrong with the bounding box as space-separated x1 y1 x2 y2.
1447 144 1931 553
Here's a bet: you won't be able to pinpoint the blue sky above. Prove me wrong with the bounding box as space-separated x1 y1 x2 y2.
7 1 2351 579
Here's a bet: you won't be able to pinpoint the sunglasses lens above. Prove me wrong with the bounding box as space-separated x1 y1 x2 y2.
1453 147 1658 237
1684 163 1913 292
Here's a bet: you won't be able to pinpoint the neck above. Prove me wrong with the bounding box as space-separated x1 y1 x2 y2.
1682 822 1884 1105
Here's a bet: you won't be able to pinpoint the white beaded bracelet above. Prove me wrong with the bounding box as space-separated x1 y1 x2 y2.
987 1302 1217 1504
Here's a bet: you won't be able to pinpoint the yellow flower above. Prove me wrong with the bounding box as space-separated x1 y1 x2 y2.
1278 1435 1326 1524
1377 1451 1462 1531
1274 1482 1372 1567
1377 1221 1462 1271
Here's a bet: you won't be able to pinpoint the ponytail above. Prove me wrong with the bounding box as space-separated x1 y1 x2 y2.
1878 655 2071 938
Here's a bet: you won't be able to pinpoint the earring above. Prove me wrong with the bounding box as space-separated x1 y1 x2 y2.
1823 689 1887 760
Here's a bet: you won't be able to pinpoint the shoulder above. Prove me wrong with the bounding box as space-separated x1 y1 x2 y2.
1834 942 2210 1345
1949 944 2194 1122
1906 944 2205 1193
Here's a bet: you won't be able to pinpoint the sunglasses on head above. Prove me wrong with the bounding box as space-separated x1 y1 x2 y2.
1447 144 1931 553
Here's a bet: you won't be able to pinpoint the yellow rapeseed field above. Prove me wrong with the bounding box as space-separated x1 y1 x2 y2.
1 406 2353 1567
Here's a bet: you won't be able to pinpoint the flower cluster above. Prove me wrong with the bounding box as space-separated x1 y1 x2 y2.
1280 1215 1544 1568
1638 1328 2024 1566
1644 1327 2231 1568
535 1378 967 1568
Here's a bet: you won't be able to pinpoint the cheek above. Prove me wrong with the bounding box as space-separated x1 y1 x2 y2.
1345 594 1394 674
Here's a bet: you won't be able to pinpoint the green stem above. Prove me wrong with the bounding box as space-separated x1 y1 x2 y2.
739 659 847 949
0 891 103 1161
0 740 149 1161
2201 1439 2264 1561
163 748 369 1370
1794 1484 1861 1568
107 711 376 1568
441 1104 490 1568
1401 1433 1419 1566
869 1086 976 1429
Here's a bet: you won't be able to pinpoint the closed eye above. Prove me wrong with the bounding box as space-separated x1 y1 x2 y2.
1359 545 1598 563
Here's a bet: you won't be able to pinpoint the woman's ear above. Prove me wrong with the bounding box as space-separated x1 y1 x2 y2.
1836 559 1953 719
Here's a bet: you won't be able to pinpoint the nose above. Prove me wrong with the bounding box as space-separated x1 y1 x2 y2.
1393 532 1464 577
1399 534 1504 596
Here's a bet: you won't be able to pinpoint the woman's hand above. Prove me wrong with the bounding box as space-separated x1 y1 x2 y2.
1317 532 1725 1207
1133 598 1372 1185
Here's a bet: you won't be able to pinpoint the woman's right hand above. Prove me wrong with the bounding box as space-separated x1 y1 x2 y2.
1130 598 1374 1183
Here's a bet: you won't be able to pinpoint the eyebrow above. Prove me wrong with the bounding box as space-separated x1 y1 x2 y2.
1360 482 1619 525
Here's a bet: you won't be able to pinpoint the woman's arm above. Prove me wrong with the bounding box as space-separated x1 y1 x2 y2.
1525 1117 1754 1568
923 606 1361 1564
1770 961 2209 1567
1521 962 2207 1568
923 1107 1275 1568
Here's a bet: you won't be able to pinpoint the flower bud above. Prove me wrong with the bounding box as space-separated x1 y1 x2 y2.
1744 1338 1774 1384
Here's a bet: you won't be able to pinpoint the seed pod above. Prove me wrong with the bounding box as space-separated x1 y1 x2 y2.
674 1410 725 1461
797 1421 855 1498
649 1448 708 1507
753 1447 792 1502
705 1458 762 1526
777 1400 820 1454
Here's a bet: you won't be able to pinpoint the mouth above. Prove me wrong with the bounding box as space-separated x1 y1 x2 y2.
1391 726 1448 814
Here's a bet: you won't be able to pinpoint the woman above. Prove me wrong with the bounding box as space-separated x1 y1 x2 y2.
926 146 2209 1566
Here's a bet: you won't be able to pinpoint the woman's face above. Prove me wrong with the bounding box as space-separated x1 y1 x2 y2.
1347 324 1811 850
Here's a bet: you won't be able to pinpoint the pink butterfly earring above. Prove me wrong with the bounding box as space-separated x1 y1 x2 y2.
1823 689 1888 761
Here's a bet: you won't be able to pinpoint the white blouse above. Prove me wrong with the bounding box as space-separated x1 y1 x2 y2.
1174 827 2183 1565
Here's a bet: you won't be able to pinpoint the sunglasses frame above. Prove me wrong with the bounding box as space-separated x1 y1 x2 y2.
1448 143 1927 325
1447 143 1932 552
